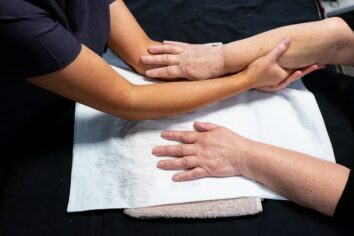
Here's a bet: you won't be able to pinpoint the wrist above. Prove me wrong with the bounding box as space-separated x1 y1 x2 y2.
238 139 262 179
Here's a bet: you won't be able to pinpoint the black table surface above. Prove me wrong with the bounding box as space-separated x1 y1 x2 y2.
1 0 354 235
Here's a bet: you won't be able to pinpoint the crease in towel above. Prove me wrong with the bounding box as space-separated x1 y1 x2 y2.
124 197 262 219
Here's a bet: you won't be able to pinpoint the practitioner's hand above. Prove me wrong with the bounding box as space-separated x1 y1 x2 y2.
141 41 225 81
242 38 321 92
152 122 252 181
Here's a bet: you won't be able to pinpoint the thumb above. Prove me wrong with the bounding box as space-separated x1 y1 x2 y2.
194 121 219 132
267 37 291 62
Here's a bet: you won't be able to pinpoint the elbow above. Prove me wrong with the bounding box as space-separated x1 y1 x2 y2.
325 17 353 52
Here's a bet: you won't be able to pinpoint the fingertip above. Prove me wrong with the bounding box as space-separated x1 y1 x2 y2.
152 147 161 155
156 161 164 168
281 37 291 47
140 55 149 63
172 174 182 182
161 130 169 138
145 70 154 77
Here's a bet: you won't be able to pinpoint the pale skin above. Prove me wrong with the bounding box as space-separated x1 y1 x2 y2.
27 1 314 120
152 122 350 217
142 17 354 80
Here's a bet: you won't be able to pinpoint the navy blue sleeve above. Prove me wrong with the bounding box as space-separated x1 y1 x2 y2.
0 0 82 79
334 170 354 219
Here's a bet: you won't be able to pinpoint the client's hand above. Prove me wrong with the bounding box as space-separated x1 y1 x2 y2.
152 121 251 181
242 38 321 92
141 41 225 81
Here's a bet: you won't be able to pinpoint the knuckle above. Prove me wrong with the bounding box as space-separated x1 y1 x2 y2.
177 145 185 155
162 54 170 63
166 66 176 76
181 157 189 168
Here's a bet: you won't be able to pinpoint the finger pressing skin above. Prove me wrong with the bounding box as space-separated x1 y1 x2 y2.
272 70 302 91
161 130 199 143
193 121 219 132
157 155 201 170
258 70 302 92
141 54 179 65
145 65 183 78
172 167 208 181
148 44 184 54
152 144 196 157
267 38 291 62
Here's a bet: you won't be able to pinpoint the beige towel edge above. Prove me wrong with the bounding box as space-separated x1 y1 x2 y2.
124 197 262 219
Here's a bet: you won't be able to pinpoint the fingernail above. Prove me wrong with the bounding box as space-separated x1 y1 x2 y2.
157 162 163 168
172 175 180 181
152 147 161 154
149 45 158 50
282 38 290 46
161 131 169 138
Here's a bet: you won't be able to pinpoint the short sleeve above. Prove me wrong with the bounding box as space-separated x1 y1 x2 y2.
334 170 354 219
0 1 82 79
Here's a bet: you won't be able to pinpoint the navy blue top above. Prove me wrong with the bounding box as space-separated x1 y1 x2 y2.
0 0 114 151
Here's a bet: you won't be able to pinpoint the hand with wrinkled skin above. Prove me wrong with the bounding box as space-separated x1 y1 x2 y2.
141 41 225 81
152 122 250 181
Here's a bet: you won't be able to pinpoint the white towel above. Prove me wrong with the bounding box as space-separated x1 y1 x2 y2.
68 66 335 212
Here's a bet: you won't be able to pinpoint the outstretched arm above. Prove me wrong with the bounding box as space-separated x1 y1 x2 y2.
142 17 354 80
153 122 350 216
28 40 297 120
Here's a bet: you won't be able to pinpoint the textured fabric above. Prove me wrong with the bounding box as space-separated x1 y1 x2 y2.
68 66 335 212
124 198 262 219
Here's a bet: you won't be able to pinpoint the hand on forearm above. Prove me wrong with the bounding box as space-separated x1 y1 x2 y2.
141 41 225 81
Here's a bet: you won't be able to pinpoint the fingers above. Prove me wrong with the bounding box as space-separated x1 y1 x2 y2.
152 144 195 157
163 40 190 47
258 70 302 92
141 54 179 65
161 130 199 143
300 64 319 77
148 44 184 55
172 167 208 181
267 38 291 62
193 121 219 132
157 155 201 170
145 65 183 78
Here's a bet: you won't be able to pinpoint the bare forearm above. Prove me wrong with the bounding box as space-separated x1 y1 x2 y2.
224 17 354 73
242 141 350 216
128 75 250 119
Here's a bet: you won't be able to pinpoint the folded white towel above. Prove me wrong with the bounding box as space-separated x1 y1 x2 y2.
124 198 262 219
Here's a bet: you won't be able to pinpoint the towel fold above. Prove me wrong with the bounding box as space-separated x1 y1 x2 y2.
124 197 262 219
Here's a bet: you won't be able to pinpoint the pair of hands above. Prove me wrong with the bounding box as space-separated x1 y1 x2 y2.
141 38 322 92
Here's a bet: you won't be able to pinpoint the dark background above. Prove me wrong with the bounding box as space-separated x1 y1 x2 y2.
1 0 354 235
